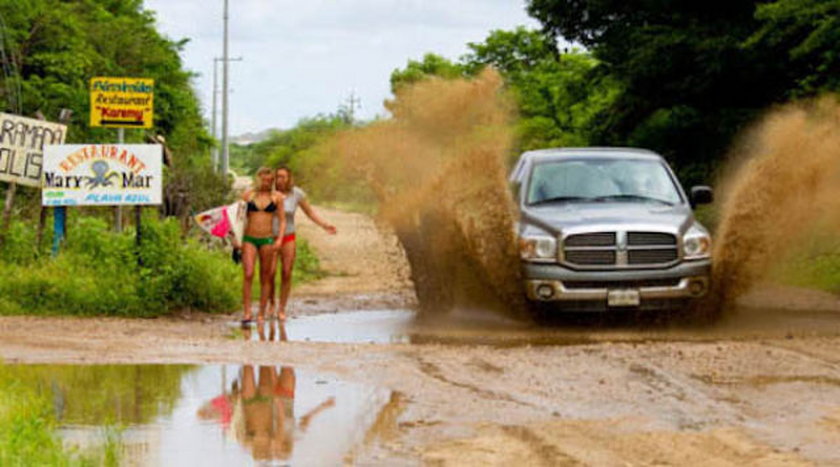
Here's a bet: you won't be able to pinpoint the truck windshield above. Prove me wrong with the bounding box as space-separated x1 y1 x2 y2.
527 159 683 206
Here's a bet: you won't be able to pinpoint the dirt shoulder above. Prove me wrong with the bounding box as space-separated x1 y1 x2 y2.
295 205 414 297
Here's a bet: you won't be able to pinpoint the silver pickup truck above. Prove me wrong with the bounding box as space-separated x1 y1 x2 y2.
511 148 713 313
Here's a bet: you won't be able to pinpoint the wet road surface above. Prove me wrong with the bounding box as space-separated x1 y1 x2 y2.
3 291 836 465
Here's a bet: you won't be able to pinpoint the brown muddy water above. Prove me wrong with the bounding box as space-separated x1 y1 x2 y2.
711 96 840 308
8 363 395 466
329 69 526 317
236 305 840 348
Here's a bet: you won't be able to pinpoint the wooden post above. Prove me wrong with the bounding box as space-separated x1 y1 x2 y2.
52 206 66 256
135 206 143 266
37 109 73 254
0 181 17 247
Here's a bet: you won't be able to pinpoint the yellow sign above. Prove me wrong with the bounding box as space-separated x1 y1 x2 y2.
89 77 154 129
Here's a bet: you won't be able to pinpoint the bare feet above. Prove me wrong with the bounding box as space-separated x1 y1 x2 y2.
266 300 277 320
278 308 287 322
241 308 254 328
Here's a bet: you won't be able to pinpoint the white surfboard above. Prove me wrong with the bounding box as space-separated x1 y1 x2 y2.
194 200 246 245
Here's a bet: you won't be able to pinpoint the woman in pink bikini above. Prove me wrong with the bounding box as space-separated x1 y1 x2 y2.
269 166 336 320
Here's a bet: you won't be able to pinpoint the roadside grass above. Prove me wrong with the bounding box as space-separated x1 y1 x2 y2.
0 367 118 467
771 233 840 294
698 205 839 295
0 215 325 317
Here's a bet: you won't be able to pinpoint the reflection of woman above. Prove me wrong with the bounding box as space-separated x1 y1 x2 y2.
200 324 334 462
269 166 337 321
240 168 286 325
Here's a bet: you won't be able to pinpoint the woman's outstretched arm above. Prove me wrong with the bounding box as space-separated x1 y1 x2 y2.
299 199 337 234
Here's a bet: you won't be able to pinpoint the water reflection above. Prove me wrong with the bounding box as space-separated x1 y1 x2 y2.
200 322 337 462
0 319 401 465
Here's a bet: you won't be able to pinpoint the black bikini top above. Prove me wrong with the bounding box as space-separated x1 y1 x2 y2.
247 197 278 213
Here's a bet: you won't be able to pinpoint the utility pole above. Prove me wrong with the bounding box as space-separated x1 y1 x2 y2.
343 92 361 124
348 92 361 123
221 0 230 178
115 127 125 232
212 57 220 172
212 55 241 173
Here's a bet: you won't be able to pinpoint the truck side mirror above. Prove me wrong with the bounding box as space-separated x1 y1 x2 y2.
690 186 713 208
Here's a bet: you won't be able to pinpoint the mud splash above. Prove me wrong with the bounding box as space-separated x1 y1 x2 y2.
712 96 840 308
332 70 525 315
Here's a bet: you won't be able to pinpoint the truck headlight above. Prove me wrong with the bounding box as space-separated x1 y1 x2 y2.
683 227 711 260
520 235 557 261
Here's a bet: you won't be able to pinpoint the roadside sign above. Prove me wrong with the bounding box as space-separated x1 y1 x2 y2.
89 77 154 128
42 144 162 206
0 113 67 187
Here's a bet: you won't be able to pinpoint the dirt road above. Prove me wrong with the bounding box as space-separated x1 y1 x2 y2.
1 207 840 465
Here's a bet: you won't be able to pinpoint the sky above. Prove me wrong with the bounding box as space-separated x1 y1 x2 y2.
143 0 540 136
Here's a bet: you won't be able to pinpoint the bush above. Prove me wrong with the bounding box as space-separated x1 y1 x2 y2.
0 213 325 317
0 215 240 316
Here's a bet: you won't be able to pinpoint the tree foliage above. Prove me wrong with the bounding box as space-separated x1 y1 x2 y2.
0 0 224 215
526 0 840 183
389 28 619 158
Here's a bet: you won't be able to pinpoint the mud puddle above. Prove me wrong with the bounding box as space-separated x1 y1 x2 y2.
6 363 395 466
234 301 840 348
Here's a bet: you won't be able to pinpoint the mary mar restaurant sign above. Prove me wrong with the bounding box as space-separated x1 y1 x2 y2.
42 144 162 206
0 113 67 187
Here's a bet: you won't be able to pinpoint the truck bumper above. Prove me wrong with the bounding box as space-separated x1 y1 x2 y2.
523 260 711 312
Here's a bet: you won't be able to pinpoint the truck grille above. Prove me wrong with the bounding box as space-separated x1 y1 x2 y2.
564 250 616 265
562 231 679 268
628 232 676 246
628 249 679 264
565 232 616 247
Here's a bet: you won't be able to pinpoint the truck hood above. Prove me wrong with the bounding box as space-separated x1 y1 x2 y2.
519 202 696 236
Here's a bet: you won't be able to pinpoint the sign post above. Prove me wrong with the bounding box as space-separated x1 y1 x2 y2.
116 128 124 232
89 77 154 234
0 113 67 247
43 144 162 258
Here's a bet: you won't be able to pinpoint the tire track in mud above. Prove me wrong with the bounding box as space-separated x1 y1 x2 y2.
758 342 840 371
498 425 583 467
415 357 545 411
624 361 747 428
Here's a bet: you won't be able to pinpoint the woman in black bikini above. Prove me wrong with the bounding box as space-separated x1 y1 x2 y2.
240 167 286 325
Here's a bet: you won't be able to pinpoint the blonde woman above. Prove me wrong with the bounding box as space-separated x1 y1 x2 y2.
240 167 285 325
269 166 336 320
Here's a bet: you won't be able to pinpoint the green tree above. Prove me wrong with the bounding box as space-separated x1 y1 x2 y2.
389 28 619 156
525 0 840 184
462 27 619 152
748 0 840 95
389 53 465 93
0 0 221 215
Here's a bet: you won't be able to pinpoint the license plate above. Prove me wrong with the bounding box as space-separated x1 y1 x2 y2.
607 289 641 307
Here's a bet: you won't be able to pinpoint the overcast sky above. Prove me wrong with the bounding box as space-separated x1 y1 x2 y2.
143 0 539 136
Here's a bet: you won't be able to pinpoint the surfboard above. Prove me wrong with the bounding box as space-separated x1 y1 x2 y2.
194 200 246 245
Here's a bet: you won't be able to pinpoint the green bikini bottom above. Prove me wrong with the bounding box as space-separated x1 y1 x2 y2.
242 235 275 248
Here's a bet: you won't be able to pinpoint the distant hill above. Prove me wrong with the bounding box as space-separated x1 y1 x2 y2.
231 128 282 145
